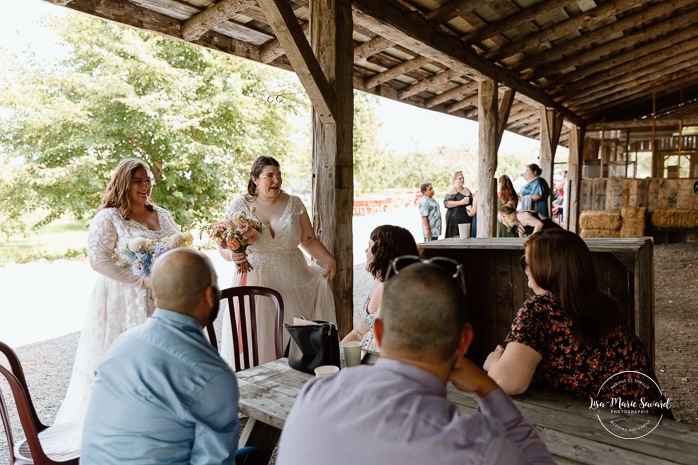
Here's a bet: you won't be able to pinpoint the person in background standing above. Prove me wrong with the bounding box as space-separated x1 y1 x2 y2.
498 175 519 237
418 182 441 242
519 164 550 217
443 171 474 238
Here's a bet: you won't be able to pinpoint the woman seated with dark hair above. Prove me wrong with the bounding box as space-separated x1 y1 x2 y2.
498 206 561 237
341 225 419 351
484 230 666 409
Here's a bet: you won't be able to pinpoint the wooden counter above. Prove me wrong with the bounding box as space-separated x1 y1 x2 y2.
419 237 654 368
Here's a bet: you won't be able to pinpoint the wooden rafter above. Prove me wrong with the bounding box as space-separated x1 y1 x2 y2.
486 0 641 62
424 0 487 24
257 0 335 123
354 36 393 62
260 22 310 63
181 0 256 41
520 0 696 78
463 0 569 45
398 68 462 99
363 55 430 89
352 0 585 126
425 81 478 109
446 93 478 113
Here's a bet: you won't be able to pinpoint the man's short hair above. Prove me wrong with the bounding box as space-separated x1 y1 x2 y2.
420 182 432 193
151 249 216 312
380 263 468 362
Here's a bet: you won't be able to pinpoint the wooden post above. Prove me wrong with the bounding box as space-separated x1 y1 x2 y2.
478 79 498 238
539 107 564 215
568 124 584 233
311 0 354 338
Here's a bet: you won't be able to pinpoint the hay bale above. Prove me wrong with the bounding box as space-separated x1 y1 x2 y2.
651 209 698 229
579 210 622 231
580 228 621 238
620 205 647 237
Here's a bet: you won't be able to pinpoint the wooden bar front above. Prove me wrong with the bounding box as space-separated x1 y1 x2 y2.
419 238 655 368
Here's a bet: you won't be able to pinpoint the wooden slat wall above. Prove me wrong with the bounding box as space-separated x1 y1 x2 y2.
581 178 698 212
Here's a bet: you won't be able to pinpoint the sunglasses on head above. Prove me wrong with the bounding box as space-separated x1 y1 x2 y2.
386 255 465 292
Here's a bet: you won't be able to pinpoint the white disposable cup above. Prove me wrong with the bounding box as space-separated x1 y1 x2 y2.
458 223 471 239
314 365 339 377
342 341 362 367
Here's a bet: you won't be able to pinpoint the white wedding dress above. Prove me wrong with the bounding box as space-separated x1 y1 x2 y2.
221 195 336 366
54 206 180 424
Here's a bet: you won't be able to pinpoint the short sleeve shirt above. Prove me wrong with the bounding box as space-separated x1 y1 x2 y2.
418 196 442 237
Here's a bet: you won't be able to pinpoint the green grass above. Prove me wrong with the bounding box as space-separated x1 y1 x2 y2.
0 217 89 265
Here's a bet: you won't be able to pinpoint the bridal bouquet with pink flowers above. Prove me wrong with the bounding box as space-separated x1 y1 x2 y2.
202 210 264 273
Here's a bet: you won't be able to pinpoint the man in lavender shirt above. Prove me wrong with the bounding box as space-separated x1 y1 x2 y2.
277 260 555 465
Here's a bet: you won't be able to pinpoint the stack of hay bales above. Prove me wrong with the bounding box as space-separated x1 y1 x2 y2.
651 209 698 229
620 206 647 237
579 210 621 238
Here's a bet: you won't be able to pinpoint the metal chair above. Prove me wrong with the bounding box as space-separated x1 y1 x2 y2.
0 341 81 465
207 286 284 372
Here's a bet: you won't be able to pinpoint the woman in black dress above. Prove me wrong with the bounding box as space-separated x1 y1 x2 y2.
443 170 473 238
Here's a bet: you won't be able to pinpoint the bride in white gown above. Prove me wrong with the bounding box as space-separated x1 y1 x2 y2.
220 156 336 366
55 159 180 424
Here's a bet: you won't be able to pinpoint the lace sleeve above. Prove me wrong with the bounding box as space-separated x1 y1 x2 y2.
158 207 180 233
87 209 143 287
224 197 247 218
289 195 307 215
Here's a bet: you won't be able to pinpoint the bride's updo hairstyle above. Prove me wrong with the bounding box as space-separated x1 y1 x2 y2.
247 156 281 198
99 158 155 220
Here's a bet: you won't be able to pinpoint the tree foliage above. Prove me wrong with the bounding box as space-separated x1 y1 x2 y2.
0 12 303 237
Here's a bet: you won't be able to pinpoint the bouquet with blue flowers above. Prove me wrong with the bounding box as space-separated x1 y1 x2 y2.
114 231 193 277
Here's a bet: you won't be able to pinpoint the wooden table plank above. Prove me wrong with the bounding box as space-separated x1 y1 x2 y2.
237 360 698 465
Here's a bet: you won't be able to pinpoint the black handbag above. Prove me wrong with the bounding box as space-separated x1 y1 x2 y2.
284 320 340 375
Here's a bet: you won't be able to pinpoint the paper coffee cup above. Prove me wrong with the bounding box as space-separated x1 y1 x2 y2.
314 365 339 377
342 341 362 367
458 223 471 239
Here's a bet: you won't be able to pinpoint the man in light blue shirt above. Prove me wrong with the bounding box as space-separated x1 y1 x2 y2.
277 259 555 465
82 249 255 465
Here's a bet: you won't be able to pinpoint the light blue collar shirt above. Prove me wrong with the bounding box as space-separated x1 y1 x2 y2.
81 308 240 465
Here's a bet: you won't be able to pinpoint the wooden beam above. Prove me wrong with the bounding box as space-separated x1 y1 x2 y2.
561 43 698 97
398 68 462 99
363 55 430 89
567 124 583 234
45 0 262 59
521 0 697 78
539 107 564 215
257 0 335 123
496 89 515 151
351 0 585 126
260 22 310 63
181 0 255 41
528 0 698 80
424 0 487 24
425 81 478 109
446 93 478 113
486 0 644 62
544 26 697 90
310 0 354 341
354 36 393 62
477 79 498 238
463 0 569 45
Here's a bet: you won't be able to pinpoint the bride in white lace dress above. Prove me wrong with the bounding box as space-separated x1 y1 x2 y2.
55 159 180 424
220 156 336 366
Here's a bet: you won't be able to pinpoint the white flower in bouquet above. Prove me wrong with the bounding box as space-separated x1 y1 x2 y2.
162 232 184 249
127 237 149 253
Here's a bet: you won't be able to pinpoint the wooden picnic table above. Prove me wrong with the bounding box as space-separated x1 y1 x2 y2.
236 358 698 465
419 237 656 369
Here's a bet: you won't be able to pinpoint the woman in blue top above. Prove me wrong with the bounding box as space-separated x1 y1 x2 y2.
519 164 550 217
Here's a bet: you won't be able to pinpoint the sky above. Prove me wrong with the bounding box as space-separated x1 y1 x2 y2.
1 0 543 158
